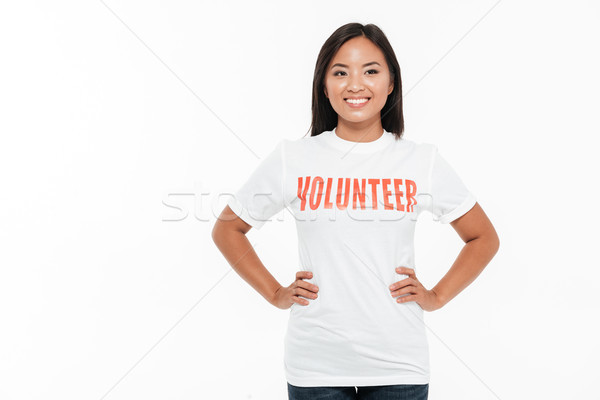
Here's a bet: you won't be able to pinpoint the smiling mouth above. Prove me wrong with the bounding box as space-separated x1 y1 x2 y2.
344 97 371 104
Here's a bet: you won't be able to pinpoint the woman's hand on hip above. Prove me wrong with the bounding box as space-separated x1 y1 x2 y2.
389 266 443 312
271 271 319 310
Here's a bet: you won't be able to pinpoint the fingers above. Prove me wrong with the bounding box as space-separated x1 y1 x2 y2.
389 276 414 292
291 271 319 307
389 267 421 303
291 287 318 306
294 286 318 300
395 294 416 303
292 295 310 306
390 284 416 298
396 266 415 276
295 271 319 292
296 278 319 293
296 270 313 280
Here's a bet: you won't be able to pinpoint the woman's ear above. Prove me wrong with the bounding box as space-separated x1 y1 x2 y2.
324 87 328 98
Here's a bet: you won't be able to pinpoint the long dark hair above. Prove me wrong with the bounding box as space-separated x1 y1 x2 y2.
307 23 404 139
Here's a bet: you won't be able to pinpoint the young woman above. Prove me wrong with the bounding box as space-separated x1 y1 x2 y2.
212 22 499 400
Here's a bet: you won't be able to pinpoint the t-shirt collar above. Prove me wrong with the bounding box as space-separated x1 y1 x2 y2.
322 126 396 154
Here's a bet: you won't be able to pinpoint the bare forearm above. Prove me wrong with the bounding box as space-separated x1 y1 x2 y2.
212 229 282 305
432 235 499 307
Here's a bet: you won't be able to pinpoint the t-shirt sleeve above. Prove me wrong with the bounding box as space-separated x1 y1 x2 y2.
226 140 286 230
427 145 477 224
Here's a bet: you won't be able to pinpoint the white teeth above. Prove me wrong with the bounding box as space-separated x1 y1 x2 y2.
345 98 369 104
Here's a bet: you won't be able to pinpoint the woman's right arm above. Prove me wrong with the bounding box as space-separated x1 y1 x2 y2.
211 205 319 309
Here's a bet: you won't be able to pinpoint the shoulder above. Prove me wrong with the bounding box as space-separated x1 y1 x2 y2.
394 137 438 159
280 132 328 153
402 137 436 150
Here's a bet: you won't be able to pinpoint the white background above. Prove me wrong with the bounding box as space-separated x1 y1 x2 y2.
1 1 598 399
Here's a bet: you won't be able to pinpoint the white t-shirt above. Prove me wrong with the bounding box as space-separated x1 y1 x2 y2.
227 127 477 387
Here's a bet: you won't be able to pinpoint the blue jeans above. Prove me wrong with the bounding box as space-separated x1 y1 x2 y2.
287 382 429 400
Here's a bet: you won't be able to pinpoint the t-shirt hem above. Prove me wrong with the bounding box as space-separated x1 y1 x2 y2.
226 196 266 230
438 192 477 224
285 374 430 387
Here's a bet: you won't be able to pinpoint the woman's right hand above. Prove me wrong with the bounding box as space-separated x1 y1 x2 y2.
271 271 319 310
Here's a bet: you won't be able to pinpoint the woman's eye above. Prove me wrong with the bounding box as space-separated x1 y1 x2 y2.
334 70 379 76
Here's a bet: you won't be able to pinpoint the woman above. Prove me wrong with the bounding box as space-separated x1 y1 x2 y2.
212 22 499 400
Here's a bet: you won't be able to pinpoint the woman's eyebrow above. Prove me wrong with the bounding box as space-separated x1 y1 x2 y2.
331 61 381 69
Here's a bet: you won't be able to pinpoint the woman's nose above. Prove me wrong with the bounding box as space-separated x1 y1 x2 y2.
347 75 364 91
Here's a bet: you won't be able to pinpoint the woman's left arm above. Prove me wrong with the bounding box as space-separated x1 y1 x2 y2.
431 202 500 308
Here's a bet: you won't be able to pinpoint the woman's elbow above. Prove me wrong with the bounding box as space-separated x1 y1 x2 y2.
211 221 222 245
491 233 500 255
485 227 500 256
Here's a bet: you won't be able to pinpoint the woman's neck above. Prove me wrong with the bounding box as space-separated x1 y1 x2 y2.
334 121 385 143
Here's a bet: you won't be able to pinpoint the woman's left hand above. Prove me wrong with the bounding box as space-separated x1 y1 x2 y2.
389 266 443 312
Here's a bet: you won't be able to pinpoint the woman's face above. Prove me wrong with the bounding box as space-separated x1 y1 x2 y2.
324 37 394 126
